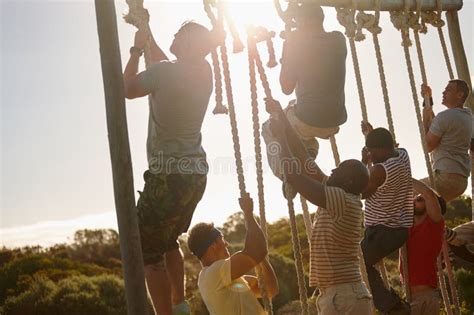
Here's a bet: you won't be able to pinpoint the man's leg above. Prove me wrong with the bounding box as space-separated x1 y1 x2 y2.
165 248 185 305
361 225 408 312
145 261 172 315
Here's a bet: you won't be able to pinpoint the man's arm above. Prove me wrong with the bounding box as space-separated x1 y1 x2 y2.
279 39 297 95
230 194 268 280
124 30 150 99
361 164 386 199
412 178 443 223
424 132 441 152
146 28 168 63
243 258 279 298
420 83 442 152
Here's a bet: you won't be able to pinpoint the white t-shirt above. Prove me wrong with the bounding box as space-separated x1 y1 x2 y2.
198 259 265 315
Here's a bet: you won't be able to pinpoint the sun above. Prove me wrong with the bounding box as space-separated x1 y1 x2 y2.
222 1 284 37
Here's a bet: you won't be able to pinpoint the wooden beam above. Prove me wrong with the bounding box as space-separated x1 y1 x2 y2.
446 10 473 110
290 0 463 11
94 1 149 314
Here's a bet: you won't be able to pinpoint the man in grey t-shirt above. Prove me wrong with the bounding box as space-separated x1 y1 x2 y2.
123 17 214 315
421 80 472 202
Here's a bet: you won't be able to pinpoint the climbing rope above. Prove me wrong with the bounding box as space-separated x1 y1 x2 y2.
408 1 460 311
299 196 312 245
247 29 273 315
357 0 396 141
336 4 369 124
390 4 434 186
249 27 309 314
203 1 228 115
285 190 310 315
213 0 247 197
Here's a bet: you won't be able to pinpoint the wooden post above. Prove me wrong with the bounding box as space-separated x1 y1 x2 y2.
446 10 474 221
94 1 149 314
446 10 473 110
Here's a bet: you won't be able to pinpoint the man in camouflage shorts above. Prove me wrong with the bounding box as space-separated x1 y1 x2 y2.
138 172 207 266
124 17 214 315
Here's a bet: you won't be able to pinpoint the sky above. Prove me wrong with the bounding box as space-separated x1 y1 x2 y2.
1 0 473 247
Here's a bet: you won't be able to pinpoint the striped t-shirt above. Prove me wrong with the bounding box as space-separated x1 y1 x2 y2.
309 183 364 288
365 148 413 228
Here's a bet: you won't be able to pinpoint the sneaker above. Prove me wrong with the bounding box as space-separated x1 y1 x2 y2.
172 301 190 315
387 299 411 315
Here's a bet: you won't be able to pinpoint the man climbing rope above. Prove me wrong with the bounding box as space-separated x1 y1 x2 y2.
420 80 472 202
187 194 279 315
360 122 413 314
266 98 372 315
123 17 215 315
262 3 347 188
401 179 446 315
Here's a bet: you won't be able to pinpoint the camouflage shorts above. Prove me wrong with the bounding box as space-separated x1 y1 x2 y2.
137 171 207 265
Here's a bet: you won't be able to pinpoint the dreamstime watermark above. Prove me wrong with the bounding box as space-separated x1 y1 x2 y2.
148 141 319 176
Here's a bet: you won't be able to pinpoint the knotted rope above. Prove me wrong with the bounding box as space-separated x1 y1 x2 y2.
247 28 273 315
336 5 369 124
357 0 396 141
390 4 434 186
249 28 309 314
422 0 454 79
336 2 378 295
212 0 247 197
203 0 228 115
273 0 298 39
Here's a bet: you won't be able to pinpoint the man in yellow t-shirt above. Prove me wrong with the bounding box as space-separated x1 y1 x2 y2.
187 194 278 315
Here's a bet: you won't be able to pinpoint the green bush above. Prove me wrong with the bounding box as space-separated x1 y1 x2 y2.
3 274 128 315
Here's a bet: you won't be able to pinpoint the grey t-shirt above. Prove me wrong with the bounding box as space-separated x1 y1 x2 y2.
138 59 212 174
282 31 347 128
430 107 472 177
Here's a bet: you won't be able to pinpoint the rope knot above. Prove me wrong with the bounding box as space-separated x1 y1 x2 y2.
390 11 412 47
336 7 357 39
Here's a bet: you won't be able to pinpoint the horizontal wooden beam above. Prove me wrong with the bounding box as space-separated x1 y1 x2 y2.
290 0 463 11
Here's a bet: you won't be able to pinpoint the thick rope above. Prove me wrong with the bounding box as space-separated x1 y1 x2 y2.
391 9 435 186
285 187 310 315
337 5 379 298
442 240 461 314
435 0 455 79
357 0 396 140
437 256 453 315
203 1 228 115
300 196 313 245
247 34 273 315
215 1 246 197
252 32 309 314
329 135 341 166
411 2 460 311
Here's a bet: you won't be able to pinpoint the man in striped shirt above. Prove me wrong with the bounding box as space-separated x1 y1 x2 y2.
361 123 413 314
266 98 372 314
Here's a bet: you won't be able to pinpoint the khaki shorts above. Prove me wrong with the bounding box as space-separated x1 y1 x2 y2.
137 171 207 265
420 170 467 202
410 289 440 315
316 282 373 315
262 100 339 179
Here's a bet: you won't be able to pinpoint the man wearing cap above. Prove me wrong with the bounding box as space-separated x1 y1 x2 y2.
187 194 278 315
360 122 413 314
